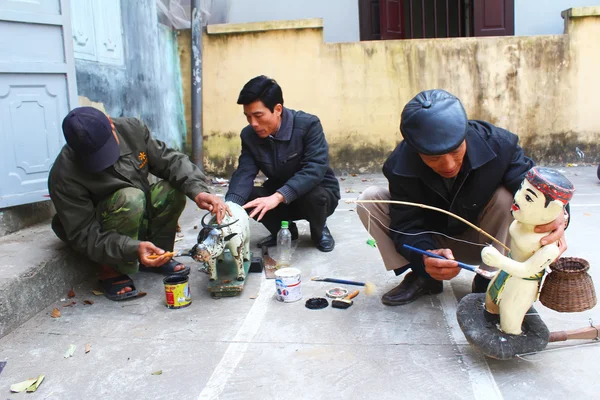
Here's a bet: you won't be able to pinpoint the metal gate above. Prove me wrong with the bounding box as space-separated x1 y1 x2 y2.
0 0 77 208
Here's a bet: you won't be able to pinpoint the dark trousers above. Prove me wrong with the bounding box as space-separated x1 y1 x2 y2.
249 183 339 239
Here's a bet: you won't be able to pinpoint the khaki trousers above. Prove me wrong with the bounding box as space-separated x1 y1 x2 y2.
356 186 513 272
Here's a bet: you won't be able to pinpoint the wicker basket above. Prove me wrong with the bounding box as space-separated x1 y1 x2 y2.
539 257 597 312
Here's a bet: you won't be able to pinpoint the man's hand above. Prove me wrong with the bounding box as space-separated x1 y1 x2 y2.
195 192 231 224
138 241 169 266
243 192 285 221
535 211 567 257
423 248 461 281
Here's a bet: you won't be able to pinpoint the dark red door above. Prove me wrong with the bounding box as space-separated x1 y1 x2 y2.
359 0 382 40
472 0 514 36
379 0 405 39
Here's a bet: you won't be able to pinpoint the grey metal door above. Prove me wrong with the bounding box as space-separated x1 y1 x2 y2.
0 0 77 208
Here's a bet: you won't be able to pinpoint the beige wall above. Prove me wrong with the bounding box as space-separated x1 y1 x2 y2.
182 9 600 175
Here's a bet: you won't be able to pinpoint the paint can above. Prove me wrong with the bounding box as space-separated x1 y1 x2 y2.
275 267 302 302
163 275 192 309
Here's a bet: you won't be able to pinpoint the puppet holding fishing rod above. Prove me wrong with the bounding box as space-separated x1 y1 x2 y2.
354 165 597 359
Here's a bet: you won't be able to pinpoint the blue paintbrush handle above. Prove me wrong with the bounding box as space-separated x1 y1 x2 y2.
402 244 477 272
322 278 366 286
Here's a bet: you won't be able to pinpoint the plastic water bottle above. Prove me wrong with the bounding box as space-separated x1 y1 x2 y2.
276 221 292 269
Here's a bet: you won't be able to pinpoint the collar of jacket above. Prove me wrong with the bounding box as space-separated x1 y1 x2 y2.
390 122 497 178
266 107 293 142
114 121 132 157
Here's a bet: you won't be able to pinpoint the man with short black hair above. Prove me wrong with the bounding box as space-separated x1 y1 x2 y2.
49 107 228 300
357 89 568 306
225 75 340 252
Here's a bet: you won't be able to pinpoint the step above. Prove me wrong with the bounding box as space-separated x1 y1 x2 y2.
0 223 94 339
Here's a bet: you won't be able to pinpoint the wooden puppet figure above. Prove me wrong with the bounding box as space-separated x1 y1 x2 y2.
482 167 574 335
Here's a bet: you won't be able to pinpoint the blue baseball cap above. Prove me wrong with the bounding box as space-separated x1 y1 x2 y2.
62 107 120 172
400 89 468 155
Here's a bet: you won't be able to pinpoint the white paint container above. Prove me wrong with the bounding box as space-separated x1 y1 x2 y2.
275 267 302 302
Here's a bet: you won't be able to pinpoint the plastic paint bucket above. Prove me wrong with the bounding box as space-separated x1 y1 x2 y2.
275 267 302 302
163 275 192 309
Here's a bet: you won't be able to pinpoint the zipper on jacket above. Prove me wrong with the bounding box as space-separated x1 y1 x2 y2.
268 136 277 166
449 171 470 212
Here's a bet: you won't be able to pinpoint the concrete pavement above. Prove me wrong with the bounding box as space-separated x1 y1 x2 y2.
0 166 599 399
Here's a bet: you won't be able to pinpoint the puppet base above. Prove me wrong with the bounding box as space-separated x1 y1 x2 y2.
456 293 549 360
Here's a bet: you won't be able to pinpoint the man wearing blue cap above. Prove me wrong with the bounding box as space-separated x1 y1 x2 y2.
357 89 568 306
49 107 229 301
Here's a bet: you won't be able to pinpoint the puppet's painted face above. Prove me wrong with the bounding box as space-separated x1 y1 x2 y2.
511 180 563 225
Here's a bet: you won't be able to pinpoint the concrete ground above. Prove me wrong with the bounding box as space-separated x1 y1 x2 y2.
0 166 599 399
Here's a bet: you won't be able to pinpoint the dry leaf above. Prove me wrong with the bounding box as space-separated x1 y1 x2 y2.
151 370 163 375
361 179 367 182
174 237 184 242
26 374 45 392
83 300 94 305
67 288 76 298
63 301 76 307
340 178 345 181
193 225 198 229
91 290 104 296
64 344 76 358
351 173 357 177
10 378 37 393
51 308 61 318
249 295 258 299
584 213 592 216
85 343 91 354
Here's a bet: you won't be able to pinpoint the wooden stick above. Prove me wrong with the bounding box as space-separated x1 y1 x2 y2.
549 325 600 342
349 199 511 252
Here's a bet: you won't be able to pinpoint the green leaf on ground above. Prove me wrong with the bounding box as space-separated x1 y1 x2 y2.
64 344 76 358
26 374 45 392
151 370 163 375
10 378 37 393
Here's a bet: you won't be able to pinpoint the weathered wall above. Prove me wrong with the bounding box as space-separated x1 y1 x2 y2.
76 0 186 149
191 9 600 175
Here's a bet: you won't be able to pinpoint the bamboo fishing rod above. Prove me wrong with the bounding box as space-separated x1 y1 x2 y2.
349 199 511 252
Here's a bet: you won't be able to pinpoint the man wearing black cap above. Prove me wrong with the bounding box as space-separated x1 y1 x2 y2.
225 75 340 252
49 107 228 300
357 89 567 305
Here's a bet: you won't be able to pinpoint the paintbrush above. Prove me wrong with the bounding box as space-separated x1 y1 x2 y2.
402 244 497 280
311 277 376 295
332 289 360 309
147 250 193 260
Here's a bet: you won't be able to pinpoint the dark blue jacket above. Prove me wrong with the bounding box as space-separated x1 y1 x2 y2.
383 120 534 270
226 108 340 205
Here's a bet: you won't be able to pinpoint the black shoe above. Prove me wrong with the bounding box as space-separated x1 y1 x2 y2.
256 223 298 248
471 274 491 294
381 271 443 306
315 226 335 252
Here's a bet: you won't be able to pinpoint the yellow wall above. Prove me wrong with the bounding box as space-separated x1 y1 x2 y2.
181 9 600 175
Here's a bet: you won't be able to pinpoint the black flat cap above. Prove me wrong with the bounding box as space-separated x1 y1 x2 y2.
400 89 468 155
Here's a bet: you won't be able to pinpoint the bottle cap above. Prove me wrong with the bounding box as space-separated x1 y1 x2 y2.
281 221 289 229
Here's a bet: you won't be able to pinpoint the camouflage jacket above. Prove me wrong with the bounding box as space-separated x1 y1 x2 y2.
48 117 209 265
